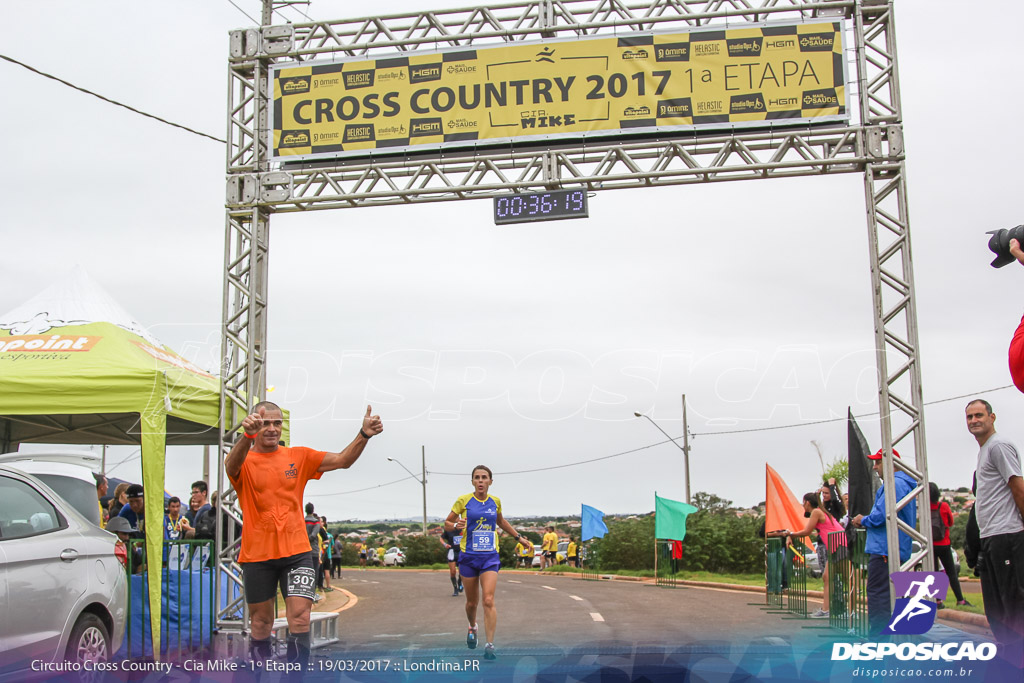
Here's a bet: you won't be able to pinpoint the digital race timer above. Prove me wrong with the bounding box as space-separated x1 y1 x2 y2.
492 190 589 225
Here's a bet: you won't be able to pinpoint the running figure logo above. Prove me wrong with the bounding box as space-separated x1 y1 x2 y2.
884 571 949 635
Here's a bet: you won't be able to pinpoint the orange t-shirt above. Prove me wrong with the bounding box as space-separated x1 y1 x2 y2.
229 446 326 563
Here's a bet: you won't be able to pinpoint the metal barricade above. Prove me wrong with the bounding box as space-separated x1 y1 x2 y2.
827 528 868 637
579 541 600 580
124 538 216 660
785 542 808 617
655 539 683 587
765 537 785 608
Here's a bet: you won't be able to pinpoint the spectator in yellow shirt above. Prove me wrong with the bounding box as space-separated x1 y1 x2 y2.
515 540 533 568
541 526 559 570
567 537 578 568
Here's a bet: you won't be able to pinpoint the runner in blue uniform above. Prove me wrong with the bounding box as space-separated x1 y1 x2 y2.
445 465 531 661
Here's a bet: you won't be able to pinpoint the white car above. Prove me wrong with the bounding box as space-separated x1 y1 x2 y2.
383 546 405 566
0 451 105 527
0 464 127 680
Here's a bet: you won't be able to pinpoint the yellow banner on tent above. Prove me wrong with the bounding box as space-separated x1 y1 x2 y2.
270 20 847 161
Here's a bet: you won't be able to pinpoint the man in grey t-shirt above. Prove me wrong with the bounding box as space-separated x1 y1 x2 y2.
966 398 1024 664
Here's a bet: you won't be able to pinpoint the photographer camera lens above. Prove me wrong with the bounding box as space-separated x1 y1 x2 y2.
986 224 1024 268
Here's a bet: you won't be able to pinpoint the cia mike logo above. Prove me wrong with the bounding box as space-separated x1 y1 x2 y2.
884 571 949 635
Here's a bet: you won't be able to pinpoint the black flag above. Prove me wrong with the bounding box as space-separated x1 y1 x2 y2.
847 409 877 517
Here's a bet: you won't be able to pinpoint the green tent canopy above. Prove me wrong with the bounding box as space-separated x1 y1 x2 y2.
0 266 272 658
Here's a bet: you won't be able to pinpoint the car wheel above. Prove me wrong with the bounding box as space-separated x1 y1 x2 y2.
65 613 110 671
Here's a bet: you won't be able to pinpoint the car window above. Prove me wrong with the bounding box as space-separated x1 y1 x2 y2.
31 473 100 526
0 476 67 540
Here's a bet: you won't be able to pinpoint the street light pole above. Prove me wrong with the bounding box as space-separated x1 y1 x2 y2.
387 449 428 535
634 400 691 504
681 394 691 505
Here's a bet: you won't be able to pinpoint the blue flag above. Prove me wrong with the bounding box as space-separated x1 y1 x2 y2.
581 504 608 541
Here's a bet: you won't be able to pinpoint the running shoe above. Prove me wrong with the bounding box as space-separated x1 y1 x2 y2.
484 643 496 660
467 626 478 649
452 590 460 596
936 601 945 610
957 600 972 607
809 609 829 619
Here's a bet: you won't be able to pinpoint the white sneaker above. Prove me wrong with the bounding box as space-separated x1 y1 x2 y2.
810 608 829 619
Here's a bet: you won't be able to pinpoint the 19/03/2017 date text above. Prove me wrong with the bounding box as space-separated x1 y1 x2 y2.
315 659 481 672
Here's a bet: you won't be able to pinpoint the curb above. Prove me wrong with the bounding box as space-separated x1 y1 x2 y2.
592 575 991 629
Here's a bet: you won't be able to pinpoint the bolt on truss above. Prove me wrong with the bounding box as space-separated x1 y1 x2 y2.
218 0 931 631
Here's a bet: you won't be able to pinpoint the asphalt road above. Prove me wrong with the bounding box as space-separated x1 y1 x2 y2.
253 569 1006 682
305 569 907 680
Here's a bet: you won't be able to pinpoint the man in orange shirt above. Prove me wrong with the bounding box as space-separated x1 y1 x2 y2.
226 401 383 667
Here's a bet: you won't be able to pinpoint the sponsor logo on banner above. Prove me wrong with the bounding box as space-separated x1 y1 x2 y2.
730 93 766 114
657 98 692 118
410 118 443 136
692 41 720 56
831 572 998 663
655 42 689 62
344 69 375 89
621 49 649 60
695 100 723 114
409 63 443 83
343 124 375 143
446 64 477 74
132 342 213 377
799 32 836 52
769 96 800 108
377 70 406 82
280 76 311 95
280 130 310 147
446 118 478 130
312 75 341 89
766 38 797 49
802 88 839 109
727 37 763 57
623 106 651 117
0 335 100 353
377 124 407 136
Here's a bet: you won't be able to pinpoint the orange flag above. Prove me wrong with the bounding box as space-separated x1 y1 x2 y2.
766 464 813 551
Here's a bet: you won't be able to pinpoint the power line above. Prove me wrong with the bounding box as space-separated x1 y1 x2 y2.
691 384 1015 437
226 0 258 24
309 383 1017 491
430 440 676 477
307 474 416 497
0 54 226 144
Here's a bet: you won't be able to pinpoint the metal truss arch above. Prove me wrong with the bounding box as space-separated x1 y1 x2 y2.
218 0 931 637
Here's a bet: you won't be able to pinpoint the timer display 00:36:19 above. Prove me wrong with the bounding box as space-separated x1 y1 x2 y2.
493 189 589 225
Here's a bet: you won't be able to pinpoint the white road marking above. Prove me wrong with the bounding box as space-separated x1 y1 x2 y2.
372 634 406 638
420 633 455 637
569 595 584 601
507 580 522 584
542 585 557 591
590 613 605 622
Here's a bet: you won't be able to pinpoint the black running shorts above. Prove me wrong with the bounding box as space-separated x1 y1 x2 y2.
241 551 316 604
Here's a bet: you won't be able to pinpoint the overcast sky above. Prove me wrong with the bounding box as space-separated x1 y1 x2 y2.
3 1 1023 521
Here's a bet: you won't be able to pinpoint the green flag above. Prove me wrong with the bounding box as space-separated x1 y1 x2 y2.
655 494 698 541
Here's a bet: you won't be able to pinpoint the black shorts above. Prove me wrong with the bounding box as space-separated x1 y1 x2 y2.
241 551 316 604
544 551 556 559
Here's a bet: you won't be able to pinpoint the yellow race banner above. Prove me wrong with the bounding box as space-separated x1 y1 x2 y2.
270 20 847 161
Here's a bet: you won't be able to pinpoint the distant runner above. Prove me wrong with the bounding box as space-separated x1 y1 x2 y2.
441 522 464 596
446 465 532 661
